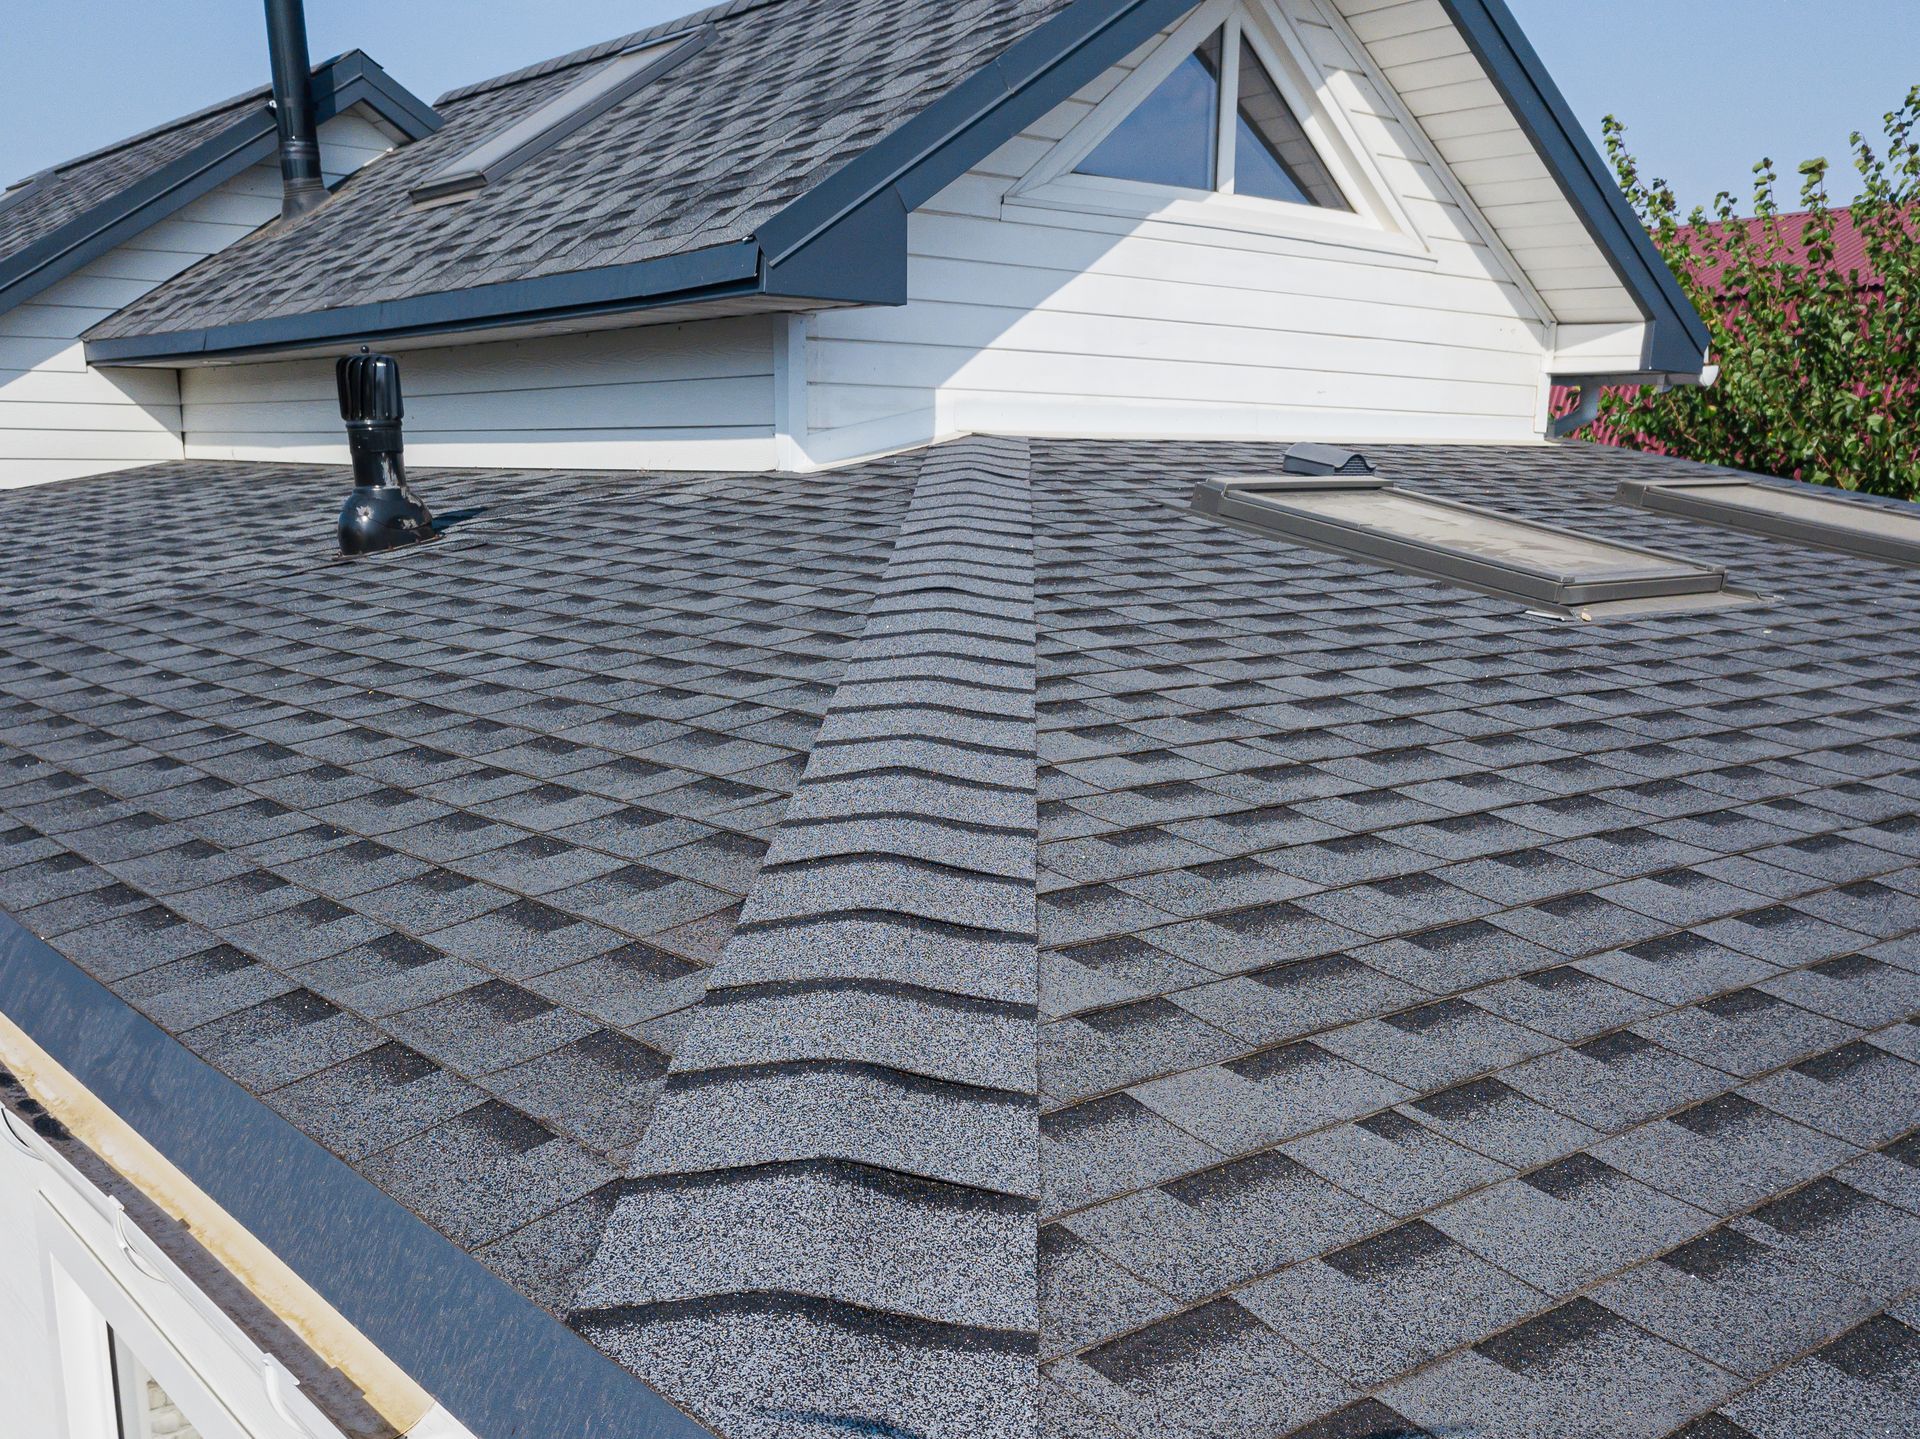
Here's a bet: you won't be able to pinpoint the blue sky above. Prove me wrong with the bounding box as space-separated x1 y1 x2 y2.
3 1 1914 214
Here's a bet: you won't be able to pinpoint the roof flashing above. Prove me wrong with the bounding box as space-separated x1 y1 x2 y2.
1617 476 1920 567
409 28 709 205
1193 475 1757 616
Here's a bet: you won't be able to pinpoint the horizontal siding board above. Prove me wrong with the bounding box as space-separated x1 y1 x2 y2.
0 427 184 461
180 317 777 469
0 111 392 488
0 458 149 489
808 0 1564 453
816 337 1534 414
183 433 779 472
186 376 771 435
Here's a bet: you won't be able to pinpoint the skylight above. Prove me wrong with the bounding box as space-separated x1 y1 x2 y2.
1076 22 1349 210
1193 476 1754 616
1616 476 1920 567
411 30 707 204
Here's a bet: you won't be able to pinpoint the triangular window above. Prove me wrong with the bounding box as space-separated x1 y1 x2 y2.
1074 19 1350 212
1229 35 1348 209
1078 31 1223 192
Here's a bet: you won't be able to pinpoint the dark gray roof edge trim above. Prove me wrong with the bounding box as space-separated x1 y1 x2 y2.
0 907 715 1439
86 240 764 363
754 0 1197 266
87 0 1199 362
0 52 440 322
1438 0 1711 377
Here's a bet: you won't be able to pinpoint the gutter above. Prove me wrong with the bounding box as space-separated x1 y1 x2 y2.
0 905 714 1439
1547 364 1720 440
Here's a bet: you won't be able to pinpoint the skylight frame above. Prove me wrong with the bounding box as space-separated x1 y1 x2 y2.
410 26 712 205
1193 475 1746 612
0 172 49 218
1616 476 1920 567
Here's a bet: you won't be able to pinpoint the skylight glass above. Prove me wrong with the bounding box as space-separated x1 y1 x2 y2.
1617 477 1920 566
1074 22 1347 211
411 33 699 203
1193 477 1749 614
1231 38 1349 209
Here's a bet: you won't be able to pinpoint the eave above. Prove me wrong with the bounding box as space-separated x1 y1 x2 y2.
84 0 1712 383
0 52 441 323
0 905 713 1439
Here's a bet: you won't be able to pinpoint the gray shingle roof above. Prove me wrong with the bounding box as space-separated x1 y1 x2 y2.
0 89 267 259
0 52 438 319
3 437 1919 1437
88 0 1079 344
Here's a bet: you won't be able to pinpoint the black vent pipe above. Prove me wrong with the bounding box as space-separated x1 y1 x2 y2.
264 0 327 218
336 351 434 554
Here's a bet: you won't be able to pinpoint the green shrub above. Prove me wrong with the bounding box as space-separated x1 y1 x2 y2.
1589 86 1919 499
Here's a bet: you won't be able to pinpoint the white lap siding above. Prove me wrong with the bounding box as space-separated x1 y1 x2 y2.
801 0 1581 462
0 111 399 489
178 315 780 472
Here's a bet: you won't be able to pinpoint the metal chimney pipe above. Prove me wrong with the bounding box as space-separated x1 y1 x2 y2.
336 351 435 554
263 0 327 218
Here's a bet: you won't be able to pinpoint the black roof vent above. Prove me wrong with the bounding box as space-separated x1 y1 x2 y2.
336 351 434 555
1282 443 1374 477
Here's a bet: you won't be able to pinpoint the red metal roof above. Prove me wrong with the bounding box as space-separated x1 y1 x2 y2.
1678 207 1887 294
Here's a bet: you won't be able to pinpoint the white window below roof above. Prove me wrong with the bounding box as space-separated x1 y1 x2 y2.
1009 0 1425 257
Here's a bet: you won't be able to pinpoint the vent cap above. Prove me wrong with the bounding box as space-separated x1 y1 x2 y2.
1282 443 1374 476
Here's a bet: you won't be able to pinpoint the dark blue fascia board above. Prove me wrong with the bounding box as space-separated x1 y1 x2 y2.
0 907 712 1439
0 123 279 318
95 0 1199 363
318 49 445 142
0 52 439 322
757 0 1195 270
87 239 764 363
1438 0 1711 377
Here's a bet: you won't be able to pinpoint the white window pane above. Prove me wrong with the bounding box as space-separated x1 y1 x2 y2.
1231 37 1349 209
1076 30 1224 191
110 1330 205 1439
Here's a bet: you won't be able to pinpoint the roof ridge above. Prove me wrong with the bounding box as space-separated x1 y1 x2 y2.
568 436 1044 1438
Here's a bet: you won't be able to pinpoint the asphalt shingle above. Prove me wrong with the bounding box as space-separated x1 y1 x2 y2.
9 435 1920 1438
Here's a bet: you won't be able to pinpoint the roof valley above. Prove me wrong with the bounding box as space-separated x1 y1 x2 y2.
571 435 1045 1439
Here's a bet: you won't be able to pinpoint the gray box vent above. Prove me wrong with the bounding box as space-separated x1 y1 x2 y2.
1193 476 1755 616
1616 476 1920 567
1282 443 1374 476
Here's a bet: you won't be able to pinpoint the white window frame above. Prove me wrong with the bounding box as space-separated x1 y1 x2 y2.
1007 0 1427 258
1 1113 347 1439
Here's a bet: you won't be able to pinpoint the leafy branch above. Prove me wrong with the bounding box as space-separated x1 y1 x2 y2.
1585 87 1919 500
